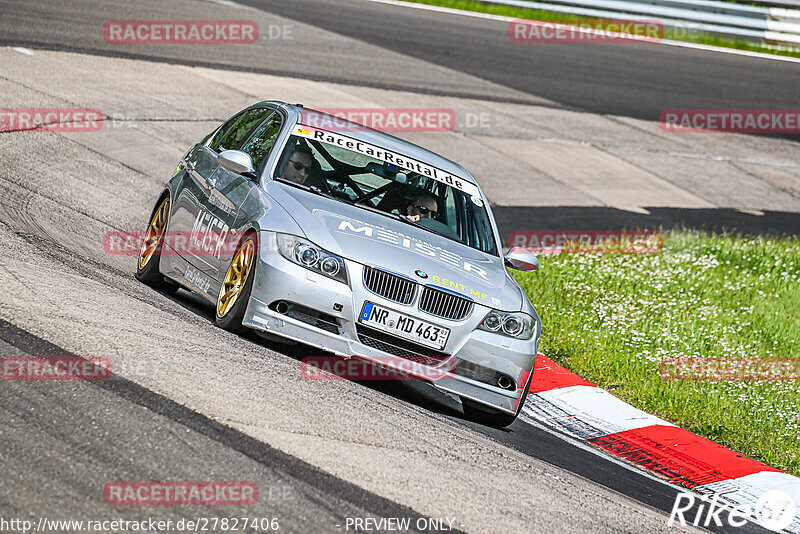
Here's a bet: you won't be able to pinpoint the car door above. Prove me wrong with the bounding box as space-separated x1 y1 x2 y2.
232 109 286 234
164 110 248 281
202 108 284 278
179 107 272 278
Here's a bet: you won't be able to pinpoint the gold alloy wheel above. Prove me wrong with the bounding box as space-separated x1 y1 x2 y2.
216 238 255 318
138 197 170 270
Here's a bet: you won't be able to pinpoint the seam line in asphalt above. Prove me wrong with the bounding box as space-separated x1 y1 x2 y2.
0 40 566 110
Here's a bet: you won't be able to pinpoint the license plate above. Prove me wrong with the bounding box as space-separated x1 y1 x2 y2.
359 302 450 350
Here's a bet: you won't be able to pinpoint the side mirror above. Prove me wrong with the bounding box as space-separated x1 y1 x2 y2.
218 150 256 178
504 247 538 271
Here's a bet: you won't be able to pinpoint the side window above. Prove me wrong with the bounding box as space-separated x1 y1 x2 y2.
213 108 271 152
206 110 246 149
240 112 283 170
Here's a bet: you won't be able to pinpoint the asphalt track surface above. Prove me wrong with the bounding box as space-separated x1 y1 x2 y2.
0 320 456 534
0 0 792 532
0 267 767 534
1 0 798 240
238 0 800 124
0 0 798 124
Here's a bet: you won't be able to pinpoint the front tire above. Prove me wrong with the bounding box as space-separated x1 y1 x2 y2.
461 370 533 428
215 233 257 333
461 399 520 428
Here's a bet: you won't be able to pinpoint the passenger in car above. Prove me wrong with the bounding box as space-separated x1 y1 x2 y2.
405 193 439 223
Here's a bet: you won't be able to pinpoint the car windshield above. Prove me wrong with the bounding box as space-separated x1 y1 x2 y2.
273 127 498 256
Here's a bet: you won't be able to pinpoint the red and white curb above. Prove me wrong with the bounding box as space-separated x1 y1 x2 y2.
522 354 800 533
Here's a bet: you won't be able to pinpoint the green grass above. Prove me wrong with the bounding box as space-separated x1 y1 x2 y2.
513 230 800 476
404 0 800 58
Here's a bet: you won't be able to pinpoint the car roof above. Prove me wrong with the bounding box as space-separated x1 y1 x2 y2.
261 101 478 185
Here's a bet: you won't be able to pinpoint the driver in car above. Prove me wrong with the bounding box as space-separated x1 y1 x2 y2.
281 146 315 185
405 193 439 223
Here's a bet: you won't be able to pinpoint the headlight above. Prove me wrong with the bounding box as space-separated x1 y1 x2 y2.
277 234 348 285
478 310 535 340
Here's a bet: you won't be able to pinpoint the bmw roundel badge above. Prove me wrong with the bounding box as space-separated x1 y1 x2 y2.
415 270 428 279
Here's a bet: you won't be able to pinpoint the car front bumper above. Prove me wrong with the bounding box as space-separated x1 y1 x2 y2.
242 232 538 415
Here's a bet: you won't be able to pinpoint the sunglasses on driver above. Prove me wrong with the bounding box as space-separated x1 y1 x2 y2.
413 205 439 218
288 159 313 173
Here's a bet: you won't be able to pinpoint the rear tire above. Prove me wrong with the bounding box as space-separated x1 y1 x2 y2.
215 233 257 333
135 194 175 292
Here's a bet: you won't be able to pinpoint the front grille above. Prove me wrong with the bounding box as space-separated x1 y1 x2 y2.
419 286 474 321
363 266 416 305
356 325 449 367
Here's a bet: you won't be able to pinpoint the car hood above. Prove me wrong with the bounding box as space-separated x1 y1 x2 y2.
266 182 523 311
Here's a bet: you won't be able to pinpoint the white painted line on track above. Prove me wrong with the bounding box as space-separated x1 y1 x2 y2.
199 0 255 9
524 136 800 169
12 47 34 56
366 0 800 64
537 385 676 433
699 472 800 533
